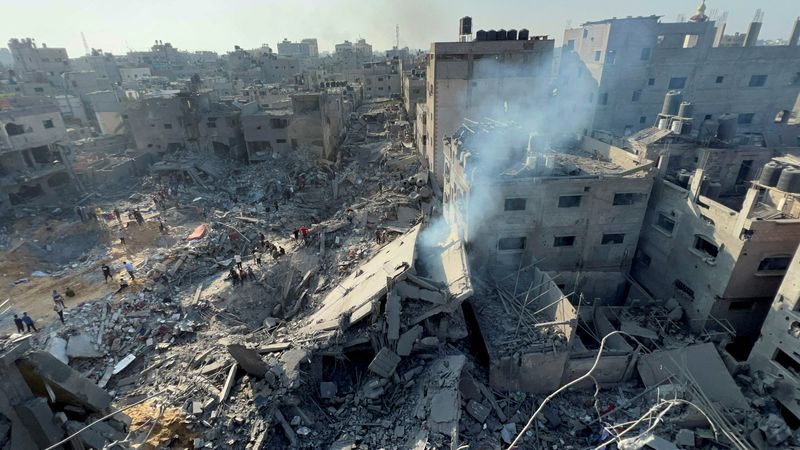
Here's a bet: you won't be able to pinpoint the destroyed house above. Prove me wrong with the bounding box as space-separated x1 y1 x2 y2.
443 121 655 302
632 153 800 344
0 96 79 213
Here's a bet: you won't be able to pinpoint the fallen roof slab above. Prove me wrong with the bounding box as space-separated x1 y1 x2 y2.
637 342 749 411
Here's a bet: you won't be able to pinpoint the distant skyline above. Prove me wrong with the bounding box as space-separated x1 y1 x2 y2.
3 0 798 57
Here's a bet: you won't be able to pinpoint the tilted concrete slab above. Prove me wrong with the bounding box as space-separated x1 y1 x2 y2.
306 225 421 332
637 343 749 411
17 351 113 412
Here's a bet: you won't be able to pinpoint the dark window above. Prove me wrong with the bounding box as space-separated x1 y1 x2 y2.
599 93 608 105
693 235 719 258
674 279 694 299
715 76 724 84
636 249 651 267
640 48 651 60
554 236 576 247
735 160 753 185
647 78 655 86
582 29 588 38
601 233 625 245
206 122 217 128
163 123 173 129
42 119 54 129
655 213 675 234
276 139 287 143
34 87 44 92
668 77 687 89
270 118 288 128
749 75 768 87
566 40 575 51
774 349 800 375
632 90 641 102
498 237 526 251
639 116 647 124
558 195 582 208
4 123 25 136
613 193 646 205
594 51 601 62
704 114 712 120
605 50 616 64
738 113 754 125
504 198 526 211
758 256 792 272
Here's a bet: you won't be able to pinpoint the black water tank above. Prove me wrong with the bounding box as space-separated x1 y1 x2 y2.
507 29 518 40
476 30 487 41
497 29 507 40
518 29 530 40
487 29 497 41
460 17 472 35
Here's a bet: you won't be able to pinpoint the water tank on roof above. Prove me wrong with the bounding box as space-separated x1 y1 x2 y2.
677 169 692 188
507 29 518 40
518 29 530 40
476 30 488 41
678 101 693 119
459 17 473 36
777 167 800 193
661 90 682 116
759 162 783 186
657 117 669 130
497 29 507 40
716 114 738 141
487 30 497 41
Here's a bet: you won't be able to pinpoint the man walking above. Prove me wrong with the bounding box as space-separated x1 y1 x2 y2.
102 264 112 282
52 290 65 308
133 209 145 226
113 208 122 223
21 313 37 332
118 228 126 247
12 315 24 333
124 261 135 280
234 254 243 270
54 302 65 323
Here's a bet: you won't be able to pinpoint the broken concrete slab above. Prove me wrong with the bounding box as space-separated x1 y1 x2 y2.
368 348 401 378
45 336 68 365
397 325 423 357
620 321 659 341
227 344 270 377
386 293 401 341
637 343 748 410
65 334 103 359
18 352 112 412
465 400 490 423
619 434 679 450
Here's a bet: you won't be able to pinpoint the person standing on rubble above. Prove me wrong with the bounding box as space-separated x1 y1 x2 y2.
118 228 126 247
124 261 136 280
53 302 65 324
101 264 112 282
52 290 65 308
253 248 262 265
158 219 167 234
234 254 243 270
76 206 86 222
297 175 305 191
133 209 145 226
12 315 24 334
21 313 37 333
299 226 309 246
113 208 122 223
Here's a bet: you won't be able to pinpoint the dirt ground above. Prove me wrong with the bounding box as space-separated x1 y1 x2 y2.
0 215 176 336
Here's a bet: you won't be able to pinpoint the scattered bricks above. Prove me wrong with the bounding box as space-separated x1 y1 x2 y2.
368 348 401 378
466 400 491 423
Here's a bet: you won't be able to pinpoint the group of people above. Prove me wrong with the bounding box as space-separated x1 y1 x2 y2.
228 264 256 286
259 233 287 260
75 206 102 223
101 261 136 294
292 226 310 246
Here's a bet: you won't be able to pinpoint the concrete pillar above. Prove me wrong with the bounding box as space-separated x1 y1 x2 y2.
744 22 762 47
790 17 800 47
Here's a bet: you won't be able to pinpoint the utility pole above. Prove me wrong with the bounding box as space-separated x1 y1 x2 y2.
81 32 90 56
395 24 399 49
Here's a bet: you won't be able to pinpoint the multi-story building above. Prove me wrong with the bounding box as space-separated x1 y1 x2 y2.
71 51 122 84
401 69 425 119
0 97 80 213
360 60 400 100
631 129 800 343
127 41 190 80
334 39 374 69
559 6 800 144
8 38 70 86
423 27 554 188
748 246 800 424
443 121 655 301
277 39 318 58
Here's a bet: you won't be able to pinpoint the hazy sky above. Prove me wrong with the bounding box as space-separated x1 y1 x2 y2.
3 0 798 56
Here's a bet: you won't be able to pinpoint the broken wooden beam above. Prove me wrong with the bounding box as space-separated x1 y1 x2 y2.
219 363 238 403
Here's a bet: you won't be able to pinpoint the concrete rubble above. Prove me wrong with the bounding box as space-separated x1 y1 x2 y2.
0 99 798 450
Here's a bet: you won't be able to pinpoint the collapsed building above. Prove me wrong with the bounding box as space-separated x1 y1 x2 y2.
0 96 82 213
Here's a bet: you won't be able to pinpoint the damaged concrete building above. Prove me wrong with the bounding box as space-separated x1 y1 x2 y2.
0 96 81 213
421 24 555 188
559 7 800 144
443 121 656 301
